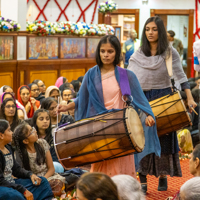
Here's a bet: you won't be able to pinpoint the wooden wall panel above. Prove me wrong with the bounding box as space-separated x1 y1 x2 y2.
30 70 58 88
0 72 13 88
20 71 24 86
61 69 86 82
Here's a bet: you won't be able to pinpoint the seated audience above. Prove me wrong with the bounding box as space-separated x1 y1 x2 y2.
41 97 74 132
179 177 200 200
112 175 145 200
189 143 200 176
55 76 67 88
13 122 65 197
18 85 40 118
0 86 28 119
191 89 199 132
32 79 46 96
76 172 119 200
0 119 53 200
0 98 22 131
195 76 200 89
59 82 75 93
28 83 45 103
32 109 64 173
45 86 61 101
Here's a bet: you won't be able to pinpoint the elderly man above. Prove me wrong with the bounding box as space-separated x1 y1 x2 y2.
122 29 140 68
167 30 184 57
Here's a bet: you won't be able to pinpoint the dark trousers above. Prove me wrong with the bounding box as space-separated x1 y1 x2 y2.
0 177 53 200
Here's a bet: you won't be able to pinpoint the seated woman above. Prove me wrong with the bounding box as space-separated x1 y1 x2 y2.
18 85 40 118
0 98 22 132
76 172 119 200
13 122 65 197
55 76 67 88
28 83 45 104
45 86 61 101
41 97 74 132
32 109 64 173
0 87 28 119
0 119 53 200
112 175 145 200
32 79 46 96
71 80 81 93
179 177 200 200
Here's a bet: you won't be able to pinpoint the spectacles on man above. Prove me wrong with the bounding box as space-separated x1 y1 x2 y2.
5 105 16 109
38 84 45 88
26 127 36 138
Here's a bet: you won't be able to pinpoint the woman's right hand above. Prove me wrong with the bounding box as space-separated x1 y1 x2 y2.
25 102 31 113
24 190 33 200
57 104 68 114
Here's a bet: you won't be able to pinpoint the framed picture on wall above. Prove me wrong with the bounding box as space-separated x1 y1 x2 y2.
114 26 121 42
60 38 86 59
0 36 14 60
29 37 59 59
87 38 100 58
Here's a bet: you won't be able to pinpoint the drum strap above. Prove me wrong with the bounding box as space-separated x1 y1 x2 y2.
118 67 131 96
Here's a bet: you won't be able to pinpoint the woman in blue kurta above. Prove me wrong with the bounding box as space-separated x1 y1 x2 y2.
57 35 161 177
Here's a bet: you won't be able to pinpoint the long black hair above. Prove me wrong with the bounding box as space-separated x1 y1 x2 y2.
141 16 169 57
71 80 81 93
13 122 46 170
32 109 53 144
0 119 9 133
0 98 19 132
96 35 121 68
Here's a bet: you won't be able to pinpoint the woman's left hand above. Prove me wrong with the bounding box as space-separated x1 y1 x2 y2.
30 174 41 186
145 115 155 127
187 99 197 113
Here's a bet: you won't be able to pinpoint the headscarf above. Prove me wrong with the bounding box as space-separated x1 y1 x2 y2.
0 85 5 95
45 86 62 100
55 77 65 88
17 85 40 118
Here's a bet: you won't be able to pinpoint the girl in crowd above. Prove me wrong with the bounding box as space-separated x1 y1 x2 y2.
32 109 64 173
28 83 44 104
45 86 61 101
32 79 46 96
0 119 53 200
128 16 196 192
41 97 74 131
13 122 65 196
76 172 119 200
55 76 67 88
0 86 28 119
0 98 21 131
18 85 40 118
57 35 160 178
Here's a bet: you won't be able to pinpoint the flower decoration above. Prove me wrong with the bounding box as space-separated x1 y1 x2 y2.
0 16 20 32
98 0 117 13
26 20 115 37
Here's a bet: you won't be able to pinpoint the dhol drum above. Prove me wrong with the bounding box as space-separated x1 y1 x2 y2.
54 106 145 168
150 91 192 137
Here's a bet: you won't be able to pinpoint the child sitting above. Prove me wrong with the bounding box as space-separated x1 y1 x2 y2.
13 122 65 197
0 119 53 200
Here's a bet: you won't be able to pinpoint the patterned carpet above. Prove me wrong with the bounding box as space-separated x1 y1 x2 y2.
144 159 193 200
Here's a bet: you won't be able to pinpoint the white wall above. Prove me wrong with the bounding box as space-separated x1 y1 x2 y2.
27 0 99 24
26 0 195 39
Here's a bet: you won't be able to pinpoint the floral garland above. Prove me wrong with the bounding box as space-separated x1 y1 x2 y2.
98 0 118 13
26 20 115 37
0 16 21 32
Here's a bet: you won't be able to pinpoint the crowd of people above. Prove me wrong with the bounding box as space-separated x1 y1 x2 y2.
0 16 200 200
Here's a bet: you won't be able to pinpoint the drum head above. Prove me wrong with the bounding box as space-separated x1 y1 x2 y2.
125 107 145 152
